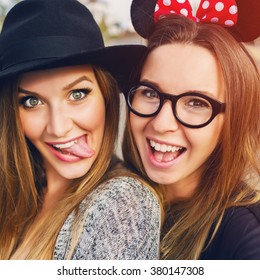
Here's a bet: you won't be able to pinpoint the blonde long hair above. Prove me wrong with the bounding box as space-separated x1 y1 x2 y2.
0 66 126 259
122 15 260 259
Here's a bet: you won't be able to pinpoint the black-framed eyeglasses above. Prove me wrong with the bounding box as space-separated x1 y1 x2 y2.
124 82 226 129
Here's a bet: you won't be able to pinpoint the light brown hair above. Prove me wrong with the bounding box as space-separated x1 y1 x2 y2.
123 15 260 259
0 66 125 259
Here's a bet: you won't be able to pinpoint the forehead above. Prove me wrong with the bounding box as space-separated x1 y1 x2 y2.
141 43 224 99
19 65 96 88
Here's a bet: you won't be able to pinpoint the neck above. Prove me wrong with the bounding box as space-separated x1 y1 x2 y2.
163 172 201 203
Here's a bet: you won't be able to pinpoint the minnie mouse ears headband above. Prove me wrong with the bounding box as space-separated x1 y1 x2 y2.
131 0 260 42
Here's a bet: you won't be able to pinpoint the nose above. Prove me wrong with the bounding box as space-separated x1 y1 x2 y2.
46 106 73 137
150 100 180 133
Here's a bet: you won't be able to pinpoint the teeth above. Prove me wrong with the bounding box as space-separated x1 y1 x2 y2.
149 140 183 153
161 144 167 152
53 140 77 149
150 140 156 148
167 145 172 152
155 143 161 151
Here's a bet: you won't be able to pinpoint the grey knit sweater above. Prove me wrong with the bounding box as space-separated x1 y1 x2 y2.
53 177 161 259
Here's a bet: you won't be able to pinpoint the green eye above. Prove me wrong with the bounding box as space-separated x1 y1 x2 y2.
20 96 42 108
28 98 38 106
69 89 91 101
72 91 83 100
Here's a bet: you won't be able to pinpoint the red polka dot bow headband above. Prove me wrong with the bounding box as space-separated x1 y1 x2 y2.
154 0 237 27
131 0 260 42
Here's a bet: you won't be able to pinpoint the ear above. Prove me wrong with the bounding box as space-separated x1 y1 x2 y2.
229 0 260 42
131 0 158 39
130 0 260 42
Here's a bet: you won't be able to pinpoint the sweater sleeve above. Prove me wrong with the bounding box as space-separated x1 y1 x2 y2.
71 177 161 260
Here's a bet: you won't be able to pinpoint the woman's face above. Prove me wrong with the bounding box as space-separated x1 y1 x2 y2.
18 65 105 188
130 44 225 200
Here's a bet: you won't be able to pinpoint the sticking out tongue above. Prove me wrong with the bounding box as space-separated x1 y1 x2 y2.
153 150 182 162
63 135 95 158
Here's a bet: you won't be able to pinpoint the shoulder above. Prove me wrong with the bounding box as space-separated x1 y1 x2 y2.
202 203 260 259
85 176 161 224
103 176 158 200
54 177 161 260
73 177 161 259
99 176 156 196
77 176 161 231
81 176 160 212
223 203 260 232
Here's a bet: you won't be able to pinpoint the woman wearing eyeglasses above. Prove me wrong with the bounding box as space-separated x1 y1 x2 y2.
122 0 260 259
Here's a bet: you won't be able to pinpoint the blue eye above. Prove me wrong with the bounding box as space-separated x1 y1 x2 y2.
19 96 43 108
69 88 91 101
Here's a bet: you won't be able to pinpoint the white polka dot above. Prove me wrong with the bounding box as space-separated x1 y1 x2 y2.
155 4 159 12
170 10 176 14
211 17 219 23
215 2 224 12
180 8 188 16
225 20 235 26
163 0 171 6
202 1 210 9
202 15 207 20
177 0 186 3
229 5 238 15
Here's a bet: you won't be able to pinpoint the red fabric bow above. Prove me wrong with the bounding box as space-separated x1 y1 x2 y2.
154 0 238 27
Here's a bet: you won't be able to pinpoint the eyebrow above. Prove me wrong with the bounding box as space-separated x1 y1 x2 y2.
18 75 93 95
18 87 38 96
63 76 93 90
140 79 219 100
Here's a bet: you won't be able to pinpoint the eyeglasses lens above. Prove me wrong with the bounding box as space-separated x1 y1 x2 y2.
128 85 213 126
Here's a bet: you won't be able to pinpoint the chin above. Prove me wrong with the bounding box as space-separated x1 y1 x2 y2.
59 164 93 180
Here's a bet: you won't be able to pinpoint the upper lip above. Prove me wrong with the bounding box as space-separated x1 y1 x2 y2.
46 135 83 146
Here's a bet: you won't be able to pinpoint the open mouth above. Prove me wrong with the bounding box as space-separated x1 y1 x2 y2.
51 140 77 155
149 139 186 163
47 135 95 159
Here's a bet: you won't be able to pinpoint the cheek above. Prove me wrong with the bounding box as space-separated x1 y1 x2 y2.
129 113 145 144
19 109 46 142
186 116 224 156
129 114 152 163
79 97 106 136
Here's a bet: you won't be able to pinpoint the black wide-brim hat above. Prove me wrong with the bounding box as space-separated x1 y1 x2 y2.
131 0 260 42
0 0 146 90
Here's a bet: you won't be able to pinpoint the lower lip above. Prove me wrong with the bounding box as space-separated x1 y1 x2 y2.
147 141 186 169
48 145 83 163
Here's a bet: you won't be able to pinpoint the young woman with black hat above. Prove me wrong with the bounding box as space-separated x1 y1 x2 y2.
0 0 161 259
122 0 260 259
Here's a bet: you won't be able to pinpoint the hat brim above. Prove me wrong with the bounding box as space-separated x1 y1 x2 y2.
0 44 146 91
